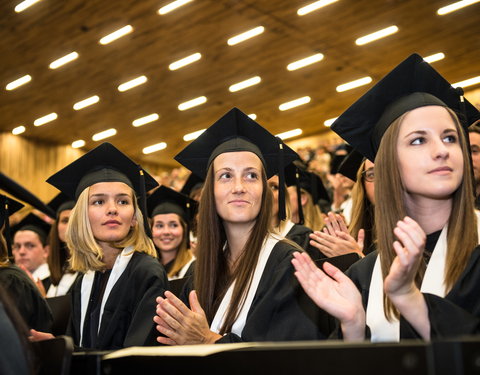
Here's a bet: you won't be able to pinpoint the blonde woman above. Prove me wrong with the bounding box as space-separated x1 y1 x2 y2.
32 143 168 349
293 54 480 341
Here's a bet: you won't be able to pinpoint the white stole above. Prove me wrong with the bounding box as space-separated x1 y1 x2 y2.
46 272 78 297
32 263 50 281
79 246 134 346
279 220 295 238
168 256 196 281
366 226 448 342
210 235 280 336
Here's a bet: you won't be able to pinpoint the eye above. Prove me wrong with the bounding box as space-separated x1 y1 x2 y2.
91 199 104 205
269 184 279 191
219 172 232 180
443 134 457 143
154 223 164 229
246 171 259 180
410 137 425 145
170 222 179 228
118 198 131 205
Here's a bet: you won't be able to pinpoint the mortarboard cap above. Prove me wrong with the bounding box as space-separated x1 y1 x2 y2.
11 213 51 245
47 142 159 237
0 195 24 229
147 186 198 224
331 53 480 161
338 149 365 182
180 173 204 198
174 108 298 179
0 172 55 219
47 193 75 218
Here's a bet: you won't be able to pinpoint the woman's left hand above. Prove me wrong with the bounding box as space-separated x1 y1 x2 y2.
384 216 426 298
154 290 222 345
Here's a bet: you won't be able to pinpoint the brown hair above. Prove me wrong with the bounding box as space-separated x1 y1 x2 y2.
301 189 324 231
194 159 273 334
375 107 477 320
47 213 72 285
349 160 375 253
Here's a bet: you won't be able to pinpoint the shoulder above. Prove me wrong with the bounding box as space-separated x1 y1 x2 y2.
129 252 167 280
287 224 312 237
0 264 33 286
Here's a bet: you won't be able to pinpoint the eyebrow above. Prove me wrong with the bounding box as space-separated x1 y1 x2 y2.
89 193 132 198
404 128 457 138
215 166 260 173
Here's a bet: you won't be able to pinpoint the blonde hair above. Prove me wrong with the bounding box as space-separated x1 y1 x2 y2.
375 107 477 320
66 185 157 273
301 189 324 232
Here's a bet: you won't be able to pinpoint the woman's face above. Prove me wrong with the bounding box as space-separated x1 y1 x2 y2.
87 182 136 244
152 213 184 253
397 106 463 201
363 160 375 204
213 151 263 226
57 209 72 243
267 175 280 218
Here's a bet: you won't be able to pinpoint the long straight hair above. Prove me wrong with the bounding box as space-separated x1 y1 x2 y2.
349 160 375 253
47 216 71 285
301 189 324 231
375 107 477 320
66 185 157 273
194 159 273 334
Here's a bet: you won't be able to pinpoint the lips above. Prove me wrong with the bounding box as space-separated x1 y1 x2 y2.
428 166 453 173
103 220 121 225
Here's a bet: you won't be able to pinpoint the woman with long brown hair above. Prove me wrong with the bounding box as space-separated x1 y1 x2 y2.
154 108 331 344
293 54 480 341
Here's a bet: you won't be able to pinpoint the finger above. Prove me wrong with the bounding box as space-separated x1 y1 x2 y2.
357 229 365 252
328 212 341 233
157 335 177 346
322 261 350 284
334 231 355 243
156 302 184 330
164 291 192 316
323 217 335 236
189 290 205 315
337 215 348 233
308 240 334 257
397 219 426 248
392 240 409 267
393 226 422 258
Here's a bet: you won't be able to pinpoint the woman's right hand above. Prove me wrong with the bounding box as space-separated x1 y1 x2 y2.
292 251 365 340
29 329 54 341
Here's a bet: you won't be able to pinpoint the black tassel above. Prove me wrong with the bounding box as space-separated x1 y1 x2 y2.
277 138 286 221
4 198 13 258
138 168 152 239
296 168 304 225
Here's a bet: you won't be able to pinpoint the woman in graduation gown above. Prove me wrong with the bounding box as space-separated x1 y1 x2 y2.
147 186 196 280
46 194 79 297
154 108 333 344
38 142 169 350
292 53 480 341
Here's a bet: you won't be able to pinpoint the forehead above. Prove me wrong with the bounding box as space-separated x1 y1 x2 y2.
469 132 480 145
58 209 72 219
88 181 133 195
153 213 181 223
268 175 279 184
213 151 263 170
399 105 455 134
14 230 41 244
365 160 374 169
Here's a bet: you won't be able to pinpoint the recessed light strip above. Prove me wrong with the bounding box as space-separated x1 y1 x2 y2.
452 76 480 88
12 126 26 135
49 52 79 69
279 96 311 111
6 75 32 91
297 0 339 16
143 142 167 154
118 75 147 92
99 25 133 45
355 25 398 46
132 113 159 127
228 26 264 46
169 53 201 70
276 128 303 140
229 76 261 92
73 95 100 110
72 140 86 148
248 114 257 120
423 53 445 63
34 112 57 126
15 0 42 13
178 96 207 111
287 53 324 71
437 0 480 15
183 129 206 141
324 117 338 127
158 0 194 15
336 76 372 92
92 128 117 141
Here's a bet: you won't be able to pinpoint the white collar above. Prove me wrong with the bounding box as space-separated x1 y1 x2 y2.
32 263 50 280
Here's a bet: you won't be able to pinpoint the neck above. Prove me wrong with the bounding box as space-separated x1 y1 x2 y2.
223 221 254 266
404 194 452 235
160 248 178 265
98 242 123 269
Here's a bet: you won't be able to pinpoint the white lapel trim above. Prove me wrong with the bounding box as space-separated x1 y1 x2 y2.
169 256 196 281
366 225 448 342
279 220 295 238
79 246 134 346
46 272 78 297
32 263 50 281
210 234 279 336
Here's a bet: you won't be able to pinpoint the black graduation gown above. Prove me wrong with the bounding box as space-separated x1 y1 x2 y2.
346 243 480 339
70 252 168 350
0 265 53 332
182 241 334 343
286 223 327 260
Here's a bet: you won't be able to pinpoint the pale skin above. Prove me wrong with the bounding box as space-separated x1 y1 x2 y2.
154 151 264 345
293 105 464 340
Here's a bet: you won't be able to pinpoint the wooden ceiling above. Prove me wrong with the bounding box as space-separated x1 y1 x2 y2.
1 0 479 169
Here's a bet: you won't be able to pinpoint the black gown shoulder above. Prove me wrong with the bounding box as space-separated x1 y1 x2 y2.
70 252 168 350
286 224 326 260
183 240 334 343
0 264 53 332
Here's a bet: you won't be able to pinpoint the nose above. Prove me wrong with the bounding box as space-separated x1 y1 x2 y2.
106 199 118 215
232 176 246 194
433 139 449 160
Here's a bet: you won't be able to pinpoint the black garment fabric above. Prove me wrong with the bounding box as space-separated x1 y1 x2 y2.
41 276 51 294
285 223 326 260
70 252 168 350
0 265 53 332
182 241 334 343
346 240 480 339
0 301 29 375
